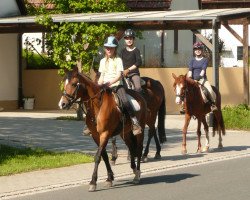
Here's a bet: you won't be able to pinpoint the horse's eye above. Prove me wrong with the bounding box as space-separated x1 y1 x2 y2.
72 83 77 87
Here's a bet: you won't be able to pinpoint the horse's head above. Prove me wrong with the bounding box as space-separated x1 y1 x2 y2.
58 66 83 110
172 73 187 105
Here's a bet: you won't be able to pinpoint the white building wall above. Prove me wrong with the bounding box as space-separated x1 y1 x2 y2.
0 34 18 100
202 25 250 67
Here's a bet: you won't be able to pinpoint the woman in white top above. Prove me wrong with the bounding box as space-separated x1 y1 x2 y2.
98 35 141 135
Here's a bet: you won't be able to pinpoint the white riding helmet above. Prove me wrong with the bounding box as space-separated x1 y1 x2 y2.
104 36 118 48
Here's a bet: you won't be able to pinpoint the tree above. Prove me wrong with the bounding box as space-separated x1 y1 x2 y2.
29 0 128 119
34 0 128 74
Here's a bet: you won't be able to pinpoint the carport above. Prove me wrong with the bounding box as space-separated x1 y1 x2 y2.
0 8 250 105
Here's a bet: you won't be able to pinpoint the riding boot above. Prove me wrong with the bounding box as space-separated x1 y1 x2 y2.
210 102 218 112
207 92 218 112
131 116 142 135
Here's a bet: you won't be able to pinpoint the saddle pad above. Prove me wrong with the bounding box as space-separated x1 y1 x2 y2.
126 94 140 111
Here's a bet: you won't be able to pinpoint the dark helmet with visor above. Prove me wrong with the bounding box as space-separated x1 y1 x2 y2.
124 29 135 38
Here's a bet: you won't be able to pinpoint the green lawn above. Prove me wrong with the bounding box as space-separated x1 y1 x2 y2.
0 145 93 176
222 104 250 131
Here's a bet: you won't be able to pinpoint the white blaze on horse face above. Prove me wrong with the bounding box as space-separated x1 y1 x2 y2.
58 78 69 109
175 84 182 104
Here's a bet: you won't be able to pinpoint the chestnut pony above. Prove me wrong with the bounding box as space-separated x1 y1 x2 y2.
58 67 147 191
172 73 225 154
111 76 167 163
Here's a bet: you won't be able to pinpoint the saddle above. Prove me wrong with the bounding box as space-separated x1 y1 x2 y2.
198 84 215 105
123 77 146 90
113 91 140 112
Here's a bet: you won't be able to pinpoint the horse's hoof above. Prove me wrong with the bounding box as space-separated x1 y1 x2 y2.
181 150 187 155
133 179 140 184
218 144 223 149
196 148 202 153
141 156 148 163
202 146 209 152
110 160 116 166
154 153 162 160
105 181 113 188
88 184 96 192
133 170 141 184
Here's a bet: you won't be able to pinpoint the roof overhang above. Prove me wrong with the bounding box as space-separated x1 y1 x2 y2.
0 0 26 18
0 8 250 33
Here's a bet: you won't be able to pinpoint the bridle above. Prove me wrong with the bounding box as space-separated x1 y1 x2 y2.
62 82 81 109
62 77 104 112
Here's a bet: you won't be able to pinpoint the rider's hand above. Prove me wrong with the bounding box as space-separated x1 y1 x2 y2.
123 69 130 77
101 82 110 89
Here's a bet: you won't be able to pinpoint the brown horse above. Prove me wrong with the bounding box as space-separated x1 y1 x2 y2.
110 77 167 163
172 73 225 154
58 67 147 191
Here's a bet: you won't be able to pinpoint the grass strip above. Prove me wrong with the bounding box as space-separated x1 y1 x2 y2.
0 144 93 176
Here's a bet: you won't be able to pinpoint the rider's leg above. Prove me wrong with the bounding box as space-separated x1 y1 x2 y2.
131 75 142 93
203 80 217 111
116 86 142 135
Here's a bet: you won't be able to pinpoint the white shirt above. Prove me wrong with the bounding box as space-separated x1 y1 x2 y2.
98 57 123 87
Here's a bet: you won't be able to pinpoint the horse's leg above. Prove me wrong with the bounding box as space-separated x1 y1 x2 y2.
89 146 102 192
89 134 109 192
110 137 118 166
133 132 144 184
182 114 191 154
101 148 114 187
202 116 210 152
142 128 154 162
196 119 202 153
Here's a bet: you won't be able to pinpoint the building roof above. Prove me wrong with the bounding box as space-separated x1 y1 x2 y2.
0 8 250 33
1 8 250 23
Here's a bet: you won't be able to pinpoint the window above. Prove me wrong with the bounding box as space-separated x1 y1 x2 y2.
237 46 250 60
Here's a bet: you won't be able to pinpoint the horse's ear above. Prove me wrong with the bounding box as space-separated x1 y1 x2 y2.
72 66 79 76
172 73 177 79
64 68 69 75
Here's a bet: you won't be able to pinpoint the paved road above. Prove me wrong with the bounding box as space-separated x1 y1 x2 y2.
0 110 250 199
11 156 250 200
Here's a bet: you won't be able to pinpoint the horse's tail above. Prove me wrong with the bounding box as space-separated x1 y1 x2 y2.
212 89 226 136
158 87 167 143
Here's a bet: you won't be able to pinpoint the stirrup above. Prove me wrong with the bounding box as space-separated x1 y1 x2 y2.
82 126 91 136
210 104 218 112
132 123 142 135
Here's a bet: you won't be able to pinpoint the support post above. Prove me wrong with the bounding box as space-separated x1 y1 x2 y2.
243 19 249 105
212 19 219 89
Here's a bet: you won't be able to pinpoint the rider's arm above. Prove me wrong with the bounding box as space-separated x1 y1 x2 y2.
187 71 192 78
128 48 142 71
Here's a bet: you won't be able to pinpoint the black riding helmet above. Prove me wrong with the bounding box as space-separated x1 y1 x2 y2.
124 29 135 38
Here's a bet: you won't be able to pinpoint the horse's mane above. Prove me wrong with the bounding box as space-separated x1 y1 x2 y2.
186 77 200 88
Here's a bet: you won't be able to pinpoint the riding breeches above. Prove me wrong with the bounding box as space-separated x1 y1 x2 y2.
116 86 136 117
198 78 216 103
130 74 142 93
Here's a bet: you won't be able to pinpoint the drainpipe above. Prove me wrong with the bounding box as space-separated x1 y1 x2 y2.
161 30 164 67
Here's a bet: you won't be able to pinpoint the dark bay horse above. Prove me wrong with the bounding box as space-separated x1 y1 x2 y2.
111 77 167 163
172 73 225 154
58 67 147 191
